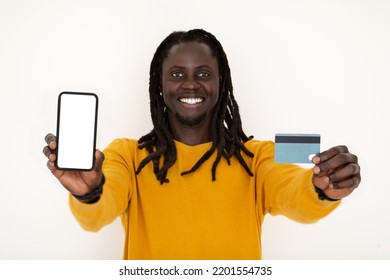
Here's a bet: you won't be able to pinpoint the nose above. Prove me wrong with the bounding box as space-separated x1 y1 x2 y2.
181 77 201 91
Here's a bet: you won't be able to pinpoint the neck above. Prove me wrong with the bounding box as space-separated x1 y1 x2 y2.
169 120 212 146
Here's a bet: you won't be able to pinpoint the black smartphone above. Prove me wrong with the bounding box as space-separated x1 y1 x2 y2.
55 91 99 171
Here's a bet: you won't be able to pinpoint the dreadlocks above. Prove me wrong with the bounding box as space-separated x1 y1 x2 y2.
136 29 254 184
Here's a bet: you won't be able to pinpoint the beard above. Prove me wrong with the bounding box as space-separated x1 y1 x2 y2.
174 112 207 127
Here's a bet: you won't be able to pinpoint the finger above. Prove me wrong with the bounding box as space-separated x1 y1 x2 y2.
46 158 65 180
312 145 349 164
45 133 57 144
332 174 361 189
47 159 57 172
42 145 51 158
315 152 358 175
44 133 57 150
329 163 360 183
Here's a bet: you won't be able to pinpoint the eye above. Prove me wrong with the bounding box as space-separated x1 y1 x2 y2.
171 71 184 78
197 71 211 78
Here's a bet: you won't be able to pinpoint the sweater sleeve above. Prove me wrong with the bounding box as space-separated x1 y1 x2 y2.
69 138 136 232
254 141 341 224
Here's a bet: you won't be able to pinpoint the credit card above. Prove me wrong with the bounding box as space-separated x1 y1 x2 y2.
274 133 320 164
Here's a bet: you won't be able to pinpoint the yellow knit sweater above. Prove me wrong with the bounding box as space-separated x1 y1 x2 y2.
69 138 340 259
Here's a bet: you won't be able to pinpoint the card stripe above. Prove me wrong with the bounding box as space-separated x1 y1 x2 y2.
275 135 320 144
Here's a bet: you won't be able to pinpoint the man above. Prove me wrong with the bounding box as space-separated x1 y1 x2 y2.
43 29 361 259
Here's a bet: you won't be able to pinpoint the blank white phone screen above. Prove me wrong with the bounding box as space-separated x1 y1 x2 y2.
56 92 98 170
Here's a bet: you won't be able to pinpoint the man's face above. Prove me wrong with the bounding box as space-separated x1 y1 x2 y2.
161 42 219 128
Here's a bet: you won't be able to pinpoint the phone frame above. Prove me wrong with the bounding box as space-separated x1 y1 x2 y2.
55 91 99 171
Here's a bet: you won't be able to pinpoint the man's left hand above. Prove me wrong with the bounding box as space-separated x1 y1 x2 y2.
312 145 361 200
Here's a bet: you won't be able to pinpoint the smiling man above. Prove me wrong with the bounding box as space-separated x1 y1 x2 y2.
161 41 219 142
43 29 361 259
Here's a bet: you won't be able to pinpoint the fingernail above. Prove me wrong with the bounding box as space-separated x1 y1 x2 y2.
324 176 330 184
313 166 320 174
312 156 320 164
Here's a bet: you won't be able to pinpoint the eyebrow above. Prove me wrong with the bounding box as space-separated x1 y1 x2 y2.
166 65 214 70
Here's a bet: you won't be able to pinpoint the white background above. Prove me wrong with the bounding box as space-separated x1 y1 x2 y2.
0 0 388 259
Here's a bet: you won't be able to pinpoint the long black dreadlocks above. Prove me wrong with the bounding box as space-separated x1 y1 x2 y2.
135 29 254 184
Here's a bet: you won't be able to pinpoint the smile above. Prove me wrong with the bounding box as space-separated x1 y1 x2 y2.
179 97 204 105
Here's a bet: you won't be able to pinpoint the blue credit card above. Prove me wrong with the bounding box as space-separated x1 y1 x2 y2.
274 133 320 164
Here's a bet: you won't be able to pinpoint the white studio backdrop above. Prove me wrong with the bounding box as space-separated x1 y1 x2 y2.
0 0 388 259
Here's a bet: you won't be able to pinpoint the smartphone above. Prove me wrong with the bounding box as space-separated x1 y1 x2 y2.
55 92 99 171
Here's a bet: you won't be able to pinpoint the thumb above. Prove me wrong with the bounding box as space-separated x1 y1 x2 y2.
312 174 331 190
94 149 105 173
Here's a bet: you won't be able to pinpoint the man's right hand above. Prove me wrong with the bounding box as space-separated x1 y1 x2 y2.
42 133 105 196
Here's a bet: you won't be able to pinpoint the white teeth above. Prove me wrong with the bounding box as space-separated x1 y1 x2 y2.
179 98 203 104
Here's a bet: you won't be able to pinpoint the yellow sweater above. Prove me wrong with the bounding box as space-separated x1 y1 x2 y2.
69 139 340 259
